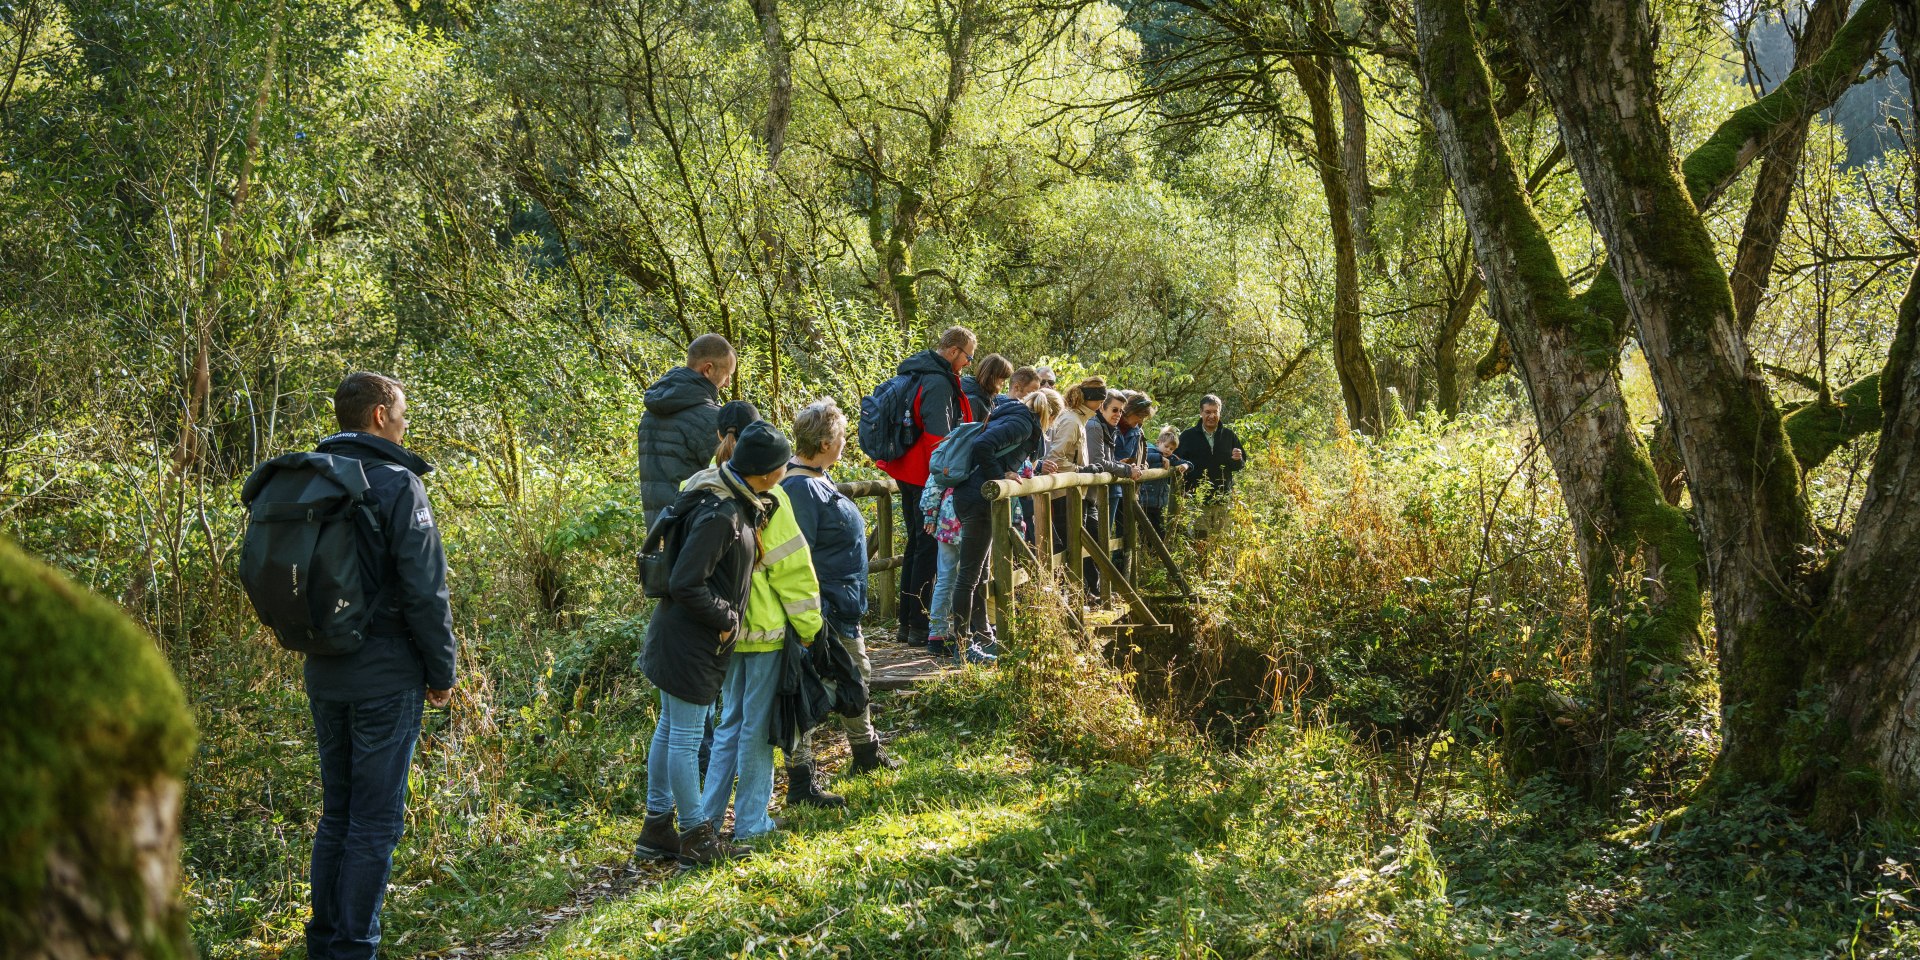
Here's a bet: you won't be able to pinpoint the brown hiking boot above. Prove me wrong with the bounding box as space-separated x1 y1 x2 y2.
785 763 847 808
676 822 749 872
849 740 902 774
633 810 679 862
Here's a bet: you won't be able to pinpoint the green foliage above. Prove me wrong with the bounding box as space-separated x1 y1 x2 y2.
1188 413 1588 745
4 0 1919 954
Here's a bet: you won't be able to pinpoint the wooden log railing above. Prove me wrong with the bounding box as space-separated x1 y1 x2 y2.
831 467 1190 645
981 466 1187 644
833 477 900 618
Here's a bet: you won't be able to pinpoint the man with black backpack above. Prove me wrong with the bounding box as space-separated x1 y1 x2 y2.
866 326 976 648
245 371 457 960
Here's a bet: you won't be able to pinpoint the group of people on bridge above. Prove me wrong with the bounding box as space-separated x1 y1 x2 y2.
265 332 1248 957
630 327 1248 869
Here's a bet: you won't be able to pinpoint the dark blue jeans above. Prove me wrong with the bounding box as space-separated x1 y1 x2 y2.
951 493 995 644
307 687 424 960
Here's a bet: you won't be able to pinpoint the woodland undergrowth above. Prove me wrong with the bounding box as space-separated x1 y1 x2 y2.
6 414 1917 958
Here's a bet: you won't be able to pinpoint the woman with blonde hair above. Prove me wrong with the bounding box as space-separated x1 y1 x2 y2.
1045 377 1102 552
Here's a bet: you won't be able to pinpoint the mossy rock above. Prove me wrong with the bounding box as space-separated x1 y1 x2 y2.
0 537 197 959
1500 681 1594 793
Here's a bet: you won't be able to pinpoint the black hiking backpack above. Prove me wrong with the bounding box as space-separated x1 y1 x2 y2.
239 452 390 655
858 373 923 463
636 496 693 600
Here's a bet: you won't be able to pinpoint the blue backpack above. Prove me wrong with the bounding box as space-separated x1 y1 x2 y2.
857 374 920 462
927 421 1023 488
926 421 989 487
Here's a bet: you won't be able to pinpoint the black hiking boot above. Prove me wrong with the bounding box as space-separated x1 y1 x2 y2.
633 810 679 862
849 740 902 774
676 822 749 872
786 763 847 808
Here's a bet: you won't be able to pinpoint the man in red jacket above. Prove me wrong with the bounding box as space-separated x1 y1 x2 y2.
875 326 976 647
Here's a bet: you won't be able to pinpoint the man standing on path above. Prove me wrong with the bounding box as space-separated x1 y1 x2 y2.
1178 395 1244 533
305 372 459 960
874 326 976 647
638 334 737 527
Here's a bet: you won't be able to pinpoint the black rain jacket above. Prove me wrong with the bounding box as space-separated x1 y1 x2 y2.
960 374 994 424
639 466 766 706
637 366 722 524
1178 422 1245 500
304 432 459 700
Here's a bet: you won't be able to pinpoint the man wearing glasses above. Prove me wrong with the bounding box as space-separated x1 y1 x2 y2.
872 326 977 649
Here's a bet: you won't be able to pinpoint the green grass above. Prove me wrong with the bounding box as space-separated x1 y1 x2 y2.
174 619 1920 959
517 679 1438 959
501 665 1920 959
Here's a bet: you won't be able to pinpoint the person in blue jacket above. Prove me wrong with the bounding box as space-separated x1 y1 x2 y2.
782 398 902 794
947 389 1070 662
1141 424 1188 538
1109 392 1153 575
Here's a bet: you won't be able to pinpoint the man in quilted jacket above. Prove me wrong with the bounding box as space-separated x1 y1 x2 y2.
638 334 735 527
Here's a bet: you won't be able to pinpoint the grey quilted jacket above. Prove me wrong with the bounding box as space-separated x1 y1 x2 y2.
637 366 721 524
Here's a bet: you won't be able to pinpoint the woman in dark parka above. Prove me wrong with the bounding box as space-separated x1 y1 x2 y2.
636 421 792 869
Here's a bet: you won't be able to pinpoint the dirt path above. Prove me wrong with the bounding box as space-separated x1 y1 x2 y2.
445 671 935 959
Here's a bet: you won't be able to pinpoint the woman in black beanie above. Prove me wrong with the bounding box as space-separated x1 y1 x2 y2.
636 420 791 870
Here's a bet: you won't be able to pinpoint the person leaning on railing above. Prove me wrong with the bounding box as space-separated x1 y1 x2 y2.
948 388 1069 662
1141 425 1188 538
1109 392 1155 574
1079 387 1138 592
1003 366 1045 543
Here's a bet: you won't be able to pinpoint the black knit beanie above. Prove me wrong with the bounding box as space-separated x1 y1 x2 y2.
729 420 792 476
717 400 761 437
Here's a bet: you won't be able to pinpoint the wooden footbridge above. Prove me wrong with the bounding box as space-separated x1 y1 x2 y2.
836 467 1192 686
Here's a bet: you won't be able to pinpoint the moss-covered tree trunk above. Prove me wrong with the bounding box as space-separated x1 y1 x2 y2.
1433 267 1483 421
751 0 793 405
1 537 197 959
1291 49 1382 436
1414 0 1699 793
866 0 977 341
1800 1 1920 827
1504 0 1920 821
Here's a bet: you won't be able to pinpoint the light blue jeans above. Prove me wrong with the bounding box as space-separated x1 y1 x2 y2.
698 650 782 838
927 537 962 640
646 690 711 827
